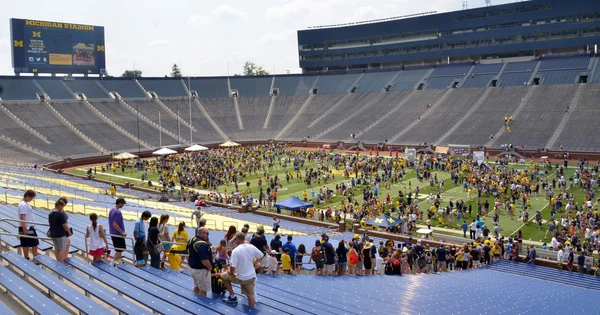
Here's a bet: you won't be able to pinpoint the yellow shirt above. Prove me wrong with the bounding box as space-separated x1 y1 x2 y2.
169 252 181 270
171 230 189 251
281 253 292 271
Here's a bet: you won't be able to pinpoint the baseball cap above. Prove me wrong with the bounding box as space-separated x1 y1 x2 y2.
270 250 277 255
116 198 126 205
199 218 207 225
353 234 360 239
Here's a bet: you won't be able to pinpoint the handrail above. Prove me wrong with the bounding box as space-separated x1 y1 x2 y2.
0 218 50 228
106 233 135 253
0 232 53 254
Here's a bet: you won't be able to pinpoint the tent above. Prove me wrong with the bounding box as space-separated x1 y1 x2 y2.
152 148 177 155
219 141 240 147
184 144 209 151
365 214 402 228
274 196 313 211
114 152 137 159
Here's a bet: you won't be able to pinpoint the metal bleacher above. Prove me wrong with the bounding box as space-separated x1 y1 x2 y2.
138 79 188 97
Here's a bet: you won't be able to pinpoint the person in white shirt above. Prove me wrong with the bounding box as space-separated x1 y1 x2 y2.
375 254 384 275
557 245 564 264
18 190 38 260
221 232 264 308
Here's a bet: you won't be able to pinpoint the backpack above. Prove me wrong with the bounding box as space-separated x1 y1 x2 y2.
425 254 433 265
392 257 401 268
311 247 323 262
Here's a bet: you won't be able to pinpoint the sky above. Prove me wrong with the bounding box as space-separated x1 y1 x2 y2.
0 0 516 77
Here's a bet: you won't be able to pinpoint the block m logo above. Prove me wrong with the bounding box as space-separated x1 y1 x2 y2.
13 40 23 47
96 45 104 52
32 31 41 38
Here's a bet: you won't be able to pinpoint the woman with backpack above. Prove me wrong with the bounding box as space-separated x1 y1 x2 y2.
309 240 324 276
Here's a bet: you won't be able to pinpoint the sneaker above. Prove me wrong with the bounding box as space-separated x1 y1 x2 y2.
223 296 238 304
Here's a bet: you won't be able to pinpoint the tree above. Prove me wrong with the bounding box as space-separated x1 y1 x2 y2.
121 70 143 78
171 63 182 77
240 61 270 76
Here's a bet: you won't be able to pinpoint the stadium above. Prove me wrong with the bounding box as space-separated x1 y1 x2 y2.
0 0 600 314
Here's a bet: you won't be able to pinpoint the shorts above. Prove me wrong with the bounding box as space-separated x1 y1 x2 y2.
221 273 256 297
190 268 211 292
52 236 68 251
90 248 105 257
163 243 172 251
437 261 446 271
324 264 335 273
18 227 39 248
111 236 126 253
338 262 347 270
315 261 324 269
171 249 189 255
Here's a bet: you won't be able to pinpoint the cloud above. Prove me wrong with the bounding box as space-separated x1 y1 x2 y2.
259 30 295 44
147 39 173 47
186 14 212 27
265 0 350 20
212 4 250 20
353 6 385 20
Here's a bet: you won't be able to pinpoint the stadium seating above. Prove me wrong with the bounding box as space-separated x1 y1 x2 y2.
443 86 529 146
265 95 310 137
2 101 100 156
51 100 139 152
90 99 178 147
360 89 447 143
100 79 146 98
63 79 108 99
537 69 582 85
397 88 485 144
190 78 230 98
230 76 272 97
198 97 241 137
35 79 75 100
461 74 495 88
273 75 317 96
389 69 429 91
538 55 591 71
503 60 538 72
429 63 472 77
160 98 225 143
494 85 576 149
354 71 397 92
499 72 533 86
0 78 40 100
471 63 503 74
235 96 273 140
553 83 600 151
425 76 463 89
277 94 346 140
138 78 187 97
314 73 362 94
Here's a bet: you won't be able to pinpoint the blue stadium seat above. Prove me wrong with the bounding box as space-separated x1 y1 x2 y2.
34 255 152 315
0 300 15 315
116 263 249 314
1 251 107 315
67 257 190 315
0 264 70 315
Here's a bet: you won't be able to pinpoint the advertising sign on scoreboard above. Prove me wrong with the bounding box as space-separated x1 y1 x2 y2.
10 18 106 74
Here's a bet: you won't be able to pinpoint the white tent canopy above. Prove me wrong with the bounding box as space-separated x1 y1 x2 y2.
152 148 177 155
184 144 209 151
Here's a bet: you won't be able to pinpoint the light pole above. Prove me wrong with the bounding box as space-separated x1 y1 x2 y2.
188 76 192 144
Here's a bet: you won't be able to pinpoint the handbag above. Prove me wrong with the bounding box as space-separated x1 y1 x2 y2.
153 240 164 254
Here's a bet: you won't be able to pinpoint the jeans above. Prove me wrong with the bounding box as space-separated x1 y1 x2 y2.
150 252 160 269
134 238 146 265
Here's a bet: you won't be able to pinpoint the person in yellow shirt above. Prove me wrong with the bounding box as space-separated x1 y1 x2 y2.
281 248 293 274
171 222 189 263
168 251 182 271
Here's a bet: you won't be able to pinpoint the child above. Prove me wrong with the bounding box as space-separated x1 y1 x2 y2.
424 250 433 274
281 248 293 274
375 253 384 275
268 250 279 275
85 213 109 262
168 251 182 271
215 239 228 266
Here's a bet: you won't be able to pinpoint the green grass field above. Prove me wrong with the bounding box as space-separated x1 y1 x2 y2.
68 158 586 243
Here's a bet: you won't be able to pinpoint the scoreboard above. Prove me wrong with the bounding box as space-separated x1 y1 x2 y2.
10 18 106 74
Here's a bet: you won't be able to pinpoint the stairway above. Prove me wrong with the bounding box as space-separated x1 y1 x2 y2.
275 94 314 139
486 86 537 147
350 91 417 141
153 98 196 131
0 103 50 144
263 95 277 129
118 99 187 145
0 135 58 161
193 98 229 141
545 83 585 149
388 88 454 143
435 87 493 145
315 92 387 140
307 93 354 129
44 100 106 153
84 100 152 149
232 96 244 130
